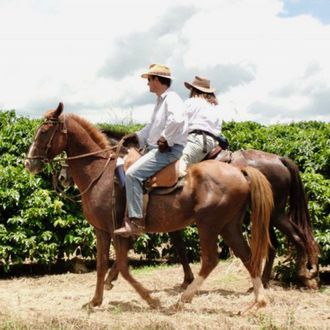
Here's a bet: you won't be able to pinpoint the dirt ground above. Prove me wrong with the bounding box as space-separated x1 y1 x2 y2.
0 259 329 330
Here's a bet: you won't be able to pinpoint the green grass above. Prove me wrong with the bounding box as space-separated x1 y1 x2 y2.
131 263 173 275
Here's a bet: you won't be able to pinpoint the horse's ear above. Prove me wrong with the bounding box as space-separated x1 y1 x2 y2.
55 102 64 117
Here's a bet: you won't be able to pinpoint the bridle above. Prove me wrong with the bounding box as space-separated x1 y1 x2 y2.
26 114 126 238
26 117 68 164
26 116 122 163
26 115 124 199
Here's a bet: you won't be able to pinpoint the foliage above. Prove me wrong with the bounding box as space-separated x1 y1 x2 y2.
222 120 330 177
0 110 329 272
222 120 330 266
0 111 95 270
98 123 143 138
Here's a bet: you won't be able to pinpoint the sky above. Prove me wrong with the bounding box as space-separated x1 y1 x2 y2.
1 0 330 125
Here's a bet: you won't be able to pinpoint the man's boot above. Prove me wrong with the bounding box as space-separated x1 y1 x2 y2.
114 217 145 237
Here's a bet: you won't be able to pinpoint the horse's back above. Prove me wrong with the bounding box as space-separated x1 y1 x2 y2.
187 160 250 207
146 160 249 232
190 159 248 185
231 150 291 204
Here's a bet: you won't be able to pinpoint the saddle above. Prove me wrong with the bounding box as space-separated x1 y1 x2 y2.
123 146 231 193
123 148 181 193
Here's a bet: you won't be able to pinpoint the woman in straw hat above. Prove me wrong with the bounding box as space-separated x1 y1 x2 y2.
179 76 225 176
114 64 188 237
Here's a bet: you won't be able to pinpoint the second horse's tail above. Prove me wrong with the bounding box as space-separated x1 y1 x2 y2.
279 157 319 258
242 166 274 277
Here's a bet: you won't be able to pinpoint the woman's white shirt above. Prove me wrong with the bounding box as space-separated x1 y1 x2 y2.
184 97 221 136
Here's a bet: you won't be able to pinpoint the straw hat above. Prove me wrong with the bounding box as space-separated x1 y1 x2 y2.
141 64 173 79
184 76 216 93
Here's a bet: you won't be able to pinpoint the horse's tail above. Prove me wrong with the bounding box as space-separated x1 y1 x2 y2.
242 166 274 277
279 157 320 258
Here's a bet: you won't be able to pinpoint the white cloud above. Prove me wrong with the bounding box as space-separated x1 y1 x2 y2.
0 0 329 124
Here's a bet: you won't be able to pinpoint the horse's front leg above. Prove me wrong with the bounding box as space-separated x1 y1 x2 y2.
83 228 111 309
104 261 119 290
115 236 161 309
104 238 134 290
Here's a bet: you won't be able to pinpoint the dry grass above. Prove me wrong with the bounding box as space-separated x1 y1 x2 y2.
0 259 329 329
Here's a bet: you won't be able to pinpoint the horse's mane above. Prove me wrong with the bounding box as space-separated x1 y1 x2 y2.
102 129 126 141
66 114 110 149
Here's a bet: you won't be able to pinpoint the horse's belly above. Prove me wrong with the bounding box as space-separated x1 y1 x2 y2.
145 194 193 232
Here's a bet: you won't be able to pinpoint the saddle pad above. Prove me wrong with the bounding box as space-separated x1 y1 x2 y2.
146 160 180 188
123 148 180 188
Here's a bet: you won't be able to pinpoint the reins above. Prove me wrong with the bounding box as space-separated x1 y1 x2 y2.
51 138 125 201
52 153 113 202
52 147 116 162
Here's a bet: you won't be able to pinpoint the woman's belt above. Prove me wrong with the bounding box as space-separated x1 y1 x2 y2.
189 129 218 153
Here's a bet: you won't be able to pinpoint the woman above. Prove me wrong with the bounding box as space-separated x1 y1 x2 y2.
179 76 222 175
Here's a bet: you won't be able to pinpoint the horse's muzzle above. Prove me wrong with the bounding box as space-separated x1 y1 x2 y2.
24 158 43 174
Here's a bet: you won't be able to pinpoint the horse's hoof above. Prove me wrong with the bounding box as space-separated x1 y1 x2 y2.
148 297 161 309
239 299 267 316
82 302 96 314
304 278 319 290
173 299 185 311
104 282 114 291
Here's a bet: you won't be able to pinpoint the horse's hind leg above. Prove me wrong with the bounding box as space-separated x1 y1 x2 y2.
176 226 218 308
169 230 194 289
221 224 267 313
84 229 111 308
115 237 161 309
262 224 278 288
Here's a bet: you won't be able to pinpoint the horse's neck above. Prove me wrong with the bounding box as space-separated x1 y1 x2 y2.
66 124 98 157
65 119 111 191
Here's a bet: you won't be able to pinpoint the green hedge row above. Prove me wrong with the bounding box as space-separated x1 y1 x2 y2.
0 110 329 271
0 111 95 271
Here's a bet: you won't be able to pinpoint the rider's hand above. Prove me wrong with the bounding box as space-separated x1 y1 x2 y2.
157 137 171 153
123 133 138 146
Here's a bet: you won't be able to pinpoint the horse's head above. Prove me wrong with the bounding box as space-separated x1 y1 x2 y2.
25 102 68 174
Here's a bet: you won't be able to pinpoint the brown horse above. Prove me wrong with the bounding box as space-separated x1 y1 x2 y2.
25 102 273 312
95 133 320 290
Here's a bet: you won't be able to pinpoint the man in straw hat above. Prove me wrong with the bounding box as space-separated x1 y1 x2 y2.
114 64 187 237
179 76 227 176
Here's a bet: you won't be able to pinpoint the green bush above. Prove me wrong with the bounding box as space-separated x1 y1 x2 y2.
0 110 329 270
222 120 330 265
0 111 95 270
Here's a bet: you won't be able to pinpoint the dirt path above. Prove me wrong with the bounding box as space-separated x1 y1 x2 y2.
0 259 329 329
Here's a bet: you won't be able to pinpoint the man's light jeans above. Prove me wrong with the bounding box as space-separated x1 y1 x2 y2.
126 144 184 219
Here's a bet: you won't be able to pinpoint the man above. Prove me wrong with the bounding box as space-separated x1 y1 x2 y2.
114 64 187 237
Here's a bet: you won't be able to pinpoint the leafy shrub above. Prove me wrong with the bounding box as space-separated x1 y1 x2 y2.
0 110 329 270
0 111 95 270
222 120 330 265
